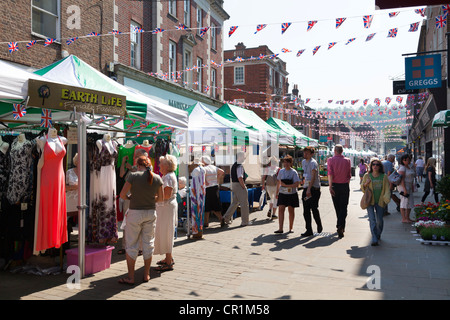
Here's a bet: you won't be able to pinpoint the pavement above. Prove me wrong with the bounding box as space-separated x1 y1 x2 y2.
1 176 449 302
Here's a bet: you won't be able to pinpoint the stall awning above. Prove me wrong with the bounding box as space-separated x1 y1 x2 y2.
432 110 450 128
266 116 319 147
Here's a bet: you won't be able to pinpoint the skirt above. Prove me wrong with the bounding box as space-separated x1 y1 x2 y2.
277 192 299 208
205 185 222 212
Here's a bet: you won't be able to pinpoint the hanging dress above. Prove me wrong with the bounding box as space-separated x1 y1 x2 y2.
35 135 67 252
89 139 118 244
190 165 206 237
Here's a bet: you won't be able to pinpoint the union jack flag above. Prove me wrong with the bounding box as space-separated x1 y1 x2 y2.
140 121 149 129
281 22 291 34
366 33 376 42
336 18 346 29
126 119 136 129
396 96 403 104
204 85 210 93
415 8 426 17
409 22 420 32
389 12 399 18
363 15 373 28
87 32 99 36
443 5 450 16
385 97 391 105
199 27 209 37
133 27 144 33
152 28 165 34
95 116 107 125
387 28 398 38
228 26 238 37
176 23 188 30
374 98 380 106
40 109 52 128
8 42 18 53
109 118 122 126
345 38 355 45
258 53 265 59
281 48 291 53
66 37 78 45
44 38 55 47
26 40 37 49
363 99 369 106
436 15 447 29
307 21 317 31
110 30 122 34
235 56 243 62
12 104 26 120
296 50 305 57
312 46 320 55
328 42 337 50
254 24 267 34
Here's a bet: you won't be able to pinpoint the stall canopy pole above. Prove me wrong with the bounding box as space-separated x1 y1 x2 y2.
77 112 87 278
185 129 191 238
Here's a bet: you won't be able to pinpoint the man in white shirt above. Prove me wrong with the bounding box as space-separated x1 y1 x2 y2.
415 156 425 183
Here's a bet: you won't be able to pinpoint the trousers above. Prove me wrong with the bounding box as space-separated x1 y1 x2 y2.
331 183 350 230
302 187 322 232
223 182 249 225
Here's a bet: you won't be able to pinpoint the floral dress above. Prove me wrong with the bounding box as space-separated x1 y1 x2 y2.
190 165 206 236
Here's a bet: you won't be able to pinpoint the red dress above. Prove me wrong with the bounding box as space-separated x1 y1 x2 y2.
35 135 67 251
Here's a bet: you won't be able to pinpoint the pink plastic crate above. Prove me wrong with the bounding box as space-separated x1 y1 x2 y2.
66 245 114 275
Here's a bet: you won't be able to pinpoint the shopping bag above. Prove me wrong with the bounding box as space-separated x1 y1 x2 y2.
388 170 402 186
259 189 266 210
360 188 372 210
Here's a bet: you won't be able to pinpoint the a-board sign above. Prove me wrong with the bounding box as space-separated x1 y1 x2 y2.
28 79 127 116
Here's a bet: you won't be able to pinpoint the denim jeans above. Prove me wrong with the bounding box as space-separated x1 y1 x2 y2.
367 204 384 243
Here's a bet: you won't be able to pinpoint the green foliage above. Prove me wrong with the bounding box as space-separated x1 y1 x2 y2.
436 175 450 201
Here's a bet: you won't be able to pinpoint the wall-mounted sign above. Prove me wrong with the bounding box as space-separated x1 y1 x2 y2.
405 54 442 90
28 79 127 116
392 80 419 95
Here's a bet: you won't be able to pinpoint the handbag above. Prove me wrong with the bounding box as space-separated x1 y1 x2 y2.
388 170 402 186
259 189 266 210
360 188 372 210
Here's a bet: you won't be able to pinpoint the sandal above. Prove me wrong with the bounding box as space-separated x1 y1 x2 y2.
155 262 174 272
118 277 135 286
157 259 174 266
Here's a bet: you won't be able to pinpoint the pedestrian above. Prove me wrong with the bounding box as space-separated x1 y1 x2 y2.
421 157 439 203
398 154 415 223
382 154 401 214
415 156 425 183
361 158 391 246
274 155 300 234
190 155 206 237
327 144 352 238
301 146 322 236
261 156 280 220
202 155 225 228
222 151 250 227
118 156 163 285
154 154 178 271
358 158 368 185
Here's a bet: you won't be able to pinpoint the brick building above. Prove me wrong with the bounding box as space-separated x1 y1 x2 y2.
223 42 289 120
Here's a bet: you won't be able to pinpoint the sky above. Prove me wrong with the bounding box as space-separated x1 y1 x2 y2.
222 0 425 110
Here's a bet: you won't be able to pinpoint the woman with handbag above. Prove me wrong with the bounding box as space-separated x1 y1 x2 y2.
361 158 391 246
398 154 416 223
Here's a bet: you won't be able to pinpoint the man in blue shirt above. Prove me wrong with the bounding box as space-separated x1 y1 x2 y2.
382 154 400 214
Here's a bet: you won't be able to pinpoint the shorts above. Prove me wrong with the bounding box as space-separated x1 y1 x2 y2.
277 192 299 208
205 185 222 212
398 186 414 209
124 209 156 260
416 167 424 177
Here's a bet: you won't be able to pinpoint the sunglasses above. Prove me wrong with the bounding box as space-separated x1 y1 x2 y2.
372 163 381 166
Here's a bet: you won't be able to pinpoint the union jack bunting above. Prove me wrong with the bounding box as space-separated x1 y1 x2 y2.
363 15 373 28
152 28 165 34
296 50 305 57
389 12 399 18
385 97 391 105
44 38 55 47
228 26 238 37
199 27 209 37
40 109 52 128
396 96 403 104
95 116 107 125
409 22 420 32
254 24 267 34
374 98 380 106
415 8 426 17
204 85 210 93
12 104 26 120
8 42 18 53
443 5 450 16
345 38 355 45
307 21 317 31
87 32 99 36
235 56 243 62
26 40 36 49
126 119 136 129
176 23 188 30
387 28 398 38
109 118 122 126
140 121 149 129
336 18 346 29
436 15 447 29
281 22 291 34
133 27 144 33
312 46 320 55
66 37 78 45
366 33 376 41
110 30 122 34
328 42 337 50
258 54 265 59
281 48 291 53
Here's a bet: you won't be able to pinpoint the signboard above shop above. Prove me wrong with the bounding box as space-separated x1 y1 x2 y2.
28 79 127 116
405 54 442 90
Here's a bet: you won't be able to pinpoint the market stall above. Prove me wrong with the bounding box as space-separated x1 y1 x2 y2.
266 116 319 147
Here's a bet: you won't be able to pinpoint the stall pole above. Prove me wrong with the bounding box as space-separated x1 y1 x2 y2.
77 113 87 278
185 129 191 238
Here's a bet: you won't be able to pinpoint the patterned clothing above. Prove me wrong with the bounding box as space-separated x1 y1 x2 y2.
190 165 206 236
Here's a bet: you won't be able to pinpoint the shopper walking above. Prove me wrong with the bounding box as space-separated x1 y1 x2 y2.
154 154 178 271
415 157 425 183
358 158 368 184
274 155 300 234
301 147 322 236
262 156 280 220
222 151 250 227
361 158 391 246
421 157 439 203
398 154 415 223
382 154 401 213
202 155 225 228
327 144 352 238
118 156 163 285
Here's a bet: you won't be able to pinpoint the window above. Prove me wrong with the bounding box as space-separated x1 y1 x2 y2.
211 23 217 50
196 57 202 91
269 68 273 87
169 41 177 80
211 68 217 98
130 21 141 69
196 7 202 35
168 0 176 16
183 49 192 88
184 0 190 27
234 66 244 85
32 0 60 39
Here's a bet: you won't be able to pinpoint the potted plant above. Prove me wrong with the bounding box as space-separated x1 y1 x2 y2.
436 175 450 201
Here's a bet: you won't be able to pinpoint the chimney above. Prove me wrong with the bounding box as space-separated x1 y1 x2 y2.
235 42 246 50
292 84 299 97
